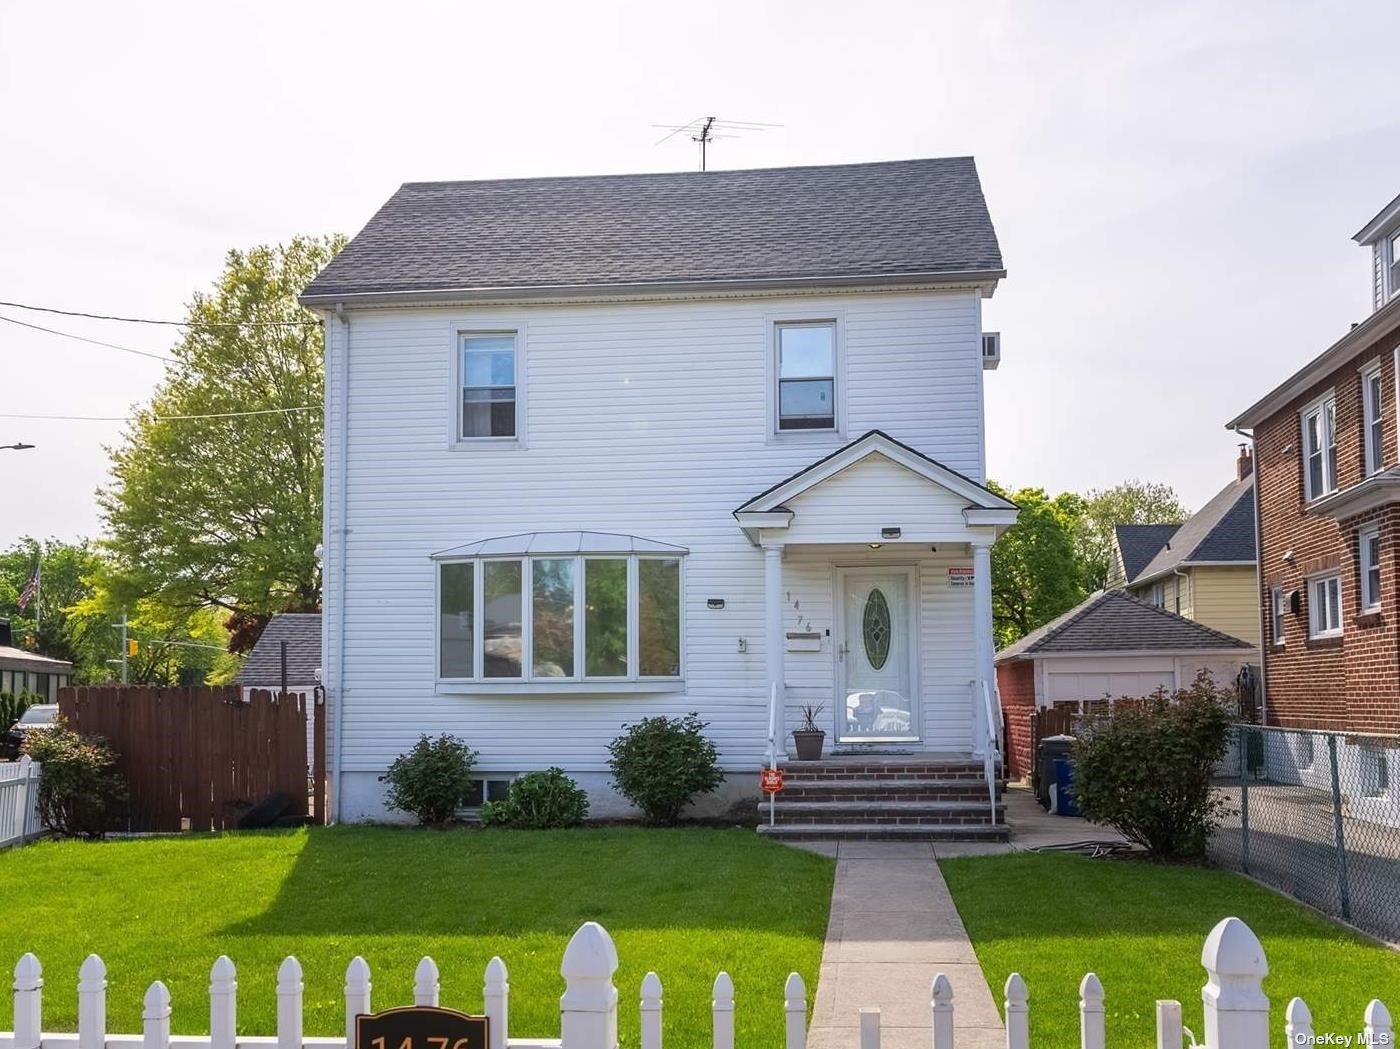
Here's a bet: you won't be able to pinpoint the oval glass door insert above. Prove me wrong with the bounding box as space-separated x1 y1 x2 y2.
862 588 892 670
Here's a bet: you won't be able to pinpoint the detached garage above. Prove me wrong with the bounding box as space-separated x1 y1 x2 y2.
996 589 1254 779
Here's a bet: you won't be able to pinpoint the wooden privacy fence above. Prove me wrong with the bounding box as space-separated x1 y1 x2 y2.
0 757 40 849
57 686 325 832
1 918 1392 1049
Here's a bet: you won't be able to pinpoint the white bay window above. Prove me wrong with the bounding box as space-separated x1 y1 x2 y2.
435 536 684 687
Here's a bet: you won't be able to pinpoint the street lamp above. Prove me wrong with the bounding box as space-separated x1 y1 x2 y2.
0 443 34 451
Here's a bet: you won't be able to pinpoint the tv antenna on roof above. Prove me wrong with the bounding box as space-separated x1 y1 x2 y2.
652 116 783 171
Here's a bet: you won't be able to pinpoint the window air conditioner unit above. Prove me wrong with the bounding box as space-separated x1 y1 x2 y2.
982 331 1001 370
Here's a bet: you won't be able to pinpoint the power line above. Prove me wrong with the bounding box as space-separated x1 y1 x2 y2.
0 299 320 328
0 313 179 363
0 406 322 422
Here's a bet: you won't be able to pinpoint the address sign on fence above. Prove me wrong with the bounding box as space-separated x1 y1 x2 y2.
356 1006 489 1049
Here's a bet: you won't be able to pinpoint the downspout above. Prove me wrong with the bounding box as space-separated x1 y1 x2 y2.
331 302 351 823
1232 425 1267 725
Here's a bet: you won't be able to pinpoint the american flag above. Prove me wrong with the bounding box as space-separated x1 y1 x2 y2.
16 565 38 611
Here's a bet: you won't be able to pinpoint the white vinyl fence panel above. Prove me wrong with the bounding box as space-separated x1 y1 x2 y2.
0 917 1392 1049
0 758 40 849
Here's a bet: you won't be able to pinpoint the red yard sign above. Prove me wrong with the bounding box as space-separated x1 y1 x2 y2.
760 767 784 794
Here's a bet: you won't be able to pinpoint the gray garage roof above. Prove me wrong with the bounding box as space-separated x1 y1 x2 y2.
1132 475 1255 586
301 157 1004 304
233 613 321 688
995 590 1253 662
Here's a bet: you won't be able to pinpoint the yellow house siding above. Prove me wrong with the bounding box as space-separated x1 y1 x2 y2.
1189 566 1261 647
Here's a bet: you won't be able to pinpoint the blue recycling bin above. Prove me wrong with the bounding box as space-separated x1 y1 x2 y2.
1052 757 1079 817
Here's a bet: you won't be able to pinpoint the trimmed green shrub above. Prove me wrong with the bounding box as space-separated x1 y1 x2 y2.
480 767 589 828
381 734 478 825
21 719 126 839
608 713 724 824
0 690 37 731
1073 672 1234 859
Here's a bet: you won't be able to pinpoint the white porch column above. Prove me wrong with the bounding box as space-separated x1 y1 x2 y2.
764 544 786 761
970 538 995 757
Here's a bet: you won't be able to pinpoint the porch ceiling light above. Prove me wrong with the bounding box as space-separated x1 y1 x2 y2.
881 527 902 539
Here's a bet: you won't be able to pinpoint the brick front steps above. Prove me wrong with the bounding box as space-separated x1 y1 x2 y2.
757 756 1010 842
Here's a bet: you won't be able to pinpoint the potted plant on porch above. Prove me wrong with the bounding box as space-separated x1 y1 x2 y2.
792 704 826 761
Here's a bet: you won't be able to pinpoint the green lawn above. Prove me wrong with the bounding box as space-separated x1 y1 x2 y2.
941 852 1400 1049
1 827 833 1049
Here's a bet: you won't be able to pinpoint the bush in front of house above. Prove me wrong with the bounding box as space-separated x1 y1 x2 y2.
21 718 126 839
480 767 589 829
1072 672 1234 859
608 713 724 824
381 734 478 825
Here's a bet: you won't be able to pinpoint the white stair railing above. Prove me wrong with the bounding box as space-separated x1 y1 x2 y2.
979 679 1000 826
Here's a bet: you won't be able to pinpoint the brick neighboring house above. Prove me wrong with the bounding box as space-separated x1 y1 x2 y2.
1227 191 1400 806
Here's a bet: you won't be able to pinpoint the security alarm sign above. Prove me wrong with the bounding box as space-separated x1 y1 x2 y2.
760 767 784 794
947 566 975 589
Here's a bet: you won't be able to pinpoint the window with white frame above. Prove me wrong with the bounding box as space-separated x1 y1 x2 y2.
1360 527 1382 613
1301 396 1337 501
775 321 836 431
1271 586 1285 646
1149 582 1165 608
1389 229 1400 300
460 332 518 439
1364 364 1385 475
1308 573 1343 638
437 554 682 682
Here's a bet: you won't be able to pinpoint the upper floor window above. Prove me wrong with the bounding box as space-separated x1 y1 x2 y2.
1271 586 1285 646
1308 572 1342 638
461 333 517 439
1363 364 1385 475
1301 395 1337 501
776 322 836 431
438 552 682 683
1388 230 1400 300
1361 526 1382 613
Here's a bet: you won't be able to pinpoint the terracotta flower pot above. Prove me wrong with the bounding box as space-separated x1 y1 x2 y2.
792 729 825 761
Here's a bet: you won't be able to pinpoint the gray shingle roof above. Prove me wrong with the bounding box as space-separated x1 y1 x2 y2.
1114 524 1179 583
301 158 1003 302
234 613 321 688
1134 476 1255 585
995 590 1253 662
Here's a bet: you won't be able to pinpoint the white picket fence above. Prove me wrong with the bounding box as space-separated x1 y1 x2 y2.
0 917 1393 1049
0 758 40 850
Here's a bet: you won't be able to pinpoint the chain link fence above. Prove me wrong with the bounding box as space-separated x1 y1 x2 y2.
1210 724 1400 943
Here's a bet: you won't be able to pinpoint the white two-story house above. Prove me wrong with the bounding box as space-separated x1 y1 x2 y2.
300 157 1018 833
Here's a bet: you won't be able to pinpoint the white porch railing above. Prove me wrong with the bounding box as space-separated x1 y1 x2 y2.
0 917 1390 1049
0 758 40 849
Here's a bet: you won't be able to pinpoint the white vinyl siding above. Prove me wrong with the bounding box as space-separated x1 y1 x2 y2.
325 290 986 774
1301 395 1337 501
1309 573 1343 638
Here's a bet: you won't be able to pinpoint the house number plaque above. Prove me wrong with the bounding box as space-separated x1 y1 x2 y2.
356 1006 489 1049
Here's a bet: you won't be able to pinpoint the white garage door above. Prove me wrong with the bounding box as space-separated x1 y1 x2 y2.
1045 670 1175 705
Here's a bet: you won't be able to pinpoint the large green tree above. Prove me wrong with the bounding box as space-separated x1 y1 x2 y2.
97 236 342 648
989 483 1086 648
1077 480 1188 591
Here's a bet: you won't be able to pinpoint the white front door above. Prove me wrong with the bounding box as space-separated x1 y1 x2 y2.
836 568 919 743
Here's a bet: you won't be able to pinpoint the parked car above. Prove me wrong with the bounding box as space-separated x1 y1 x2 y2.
2 704 59 759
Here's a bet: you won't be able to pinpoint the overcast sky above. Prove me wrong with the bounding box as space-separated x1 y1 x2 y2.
2 0 1398 548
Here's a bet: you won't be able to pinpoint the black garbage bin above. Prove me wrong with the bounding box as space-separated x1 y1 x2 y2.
1037 734 1076 809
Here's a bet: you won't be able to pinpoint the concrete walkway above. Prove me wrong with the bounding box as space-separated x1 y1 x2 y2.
802 842 1006 1049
